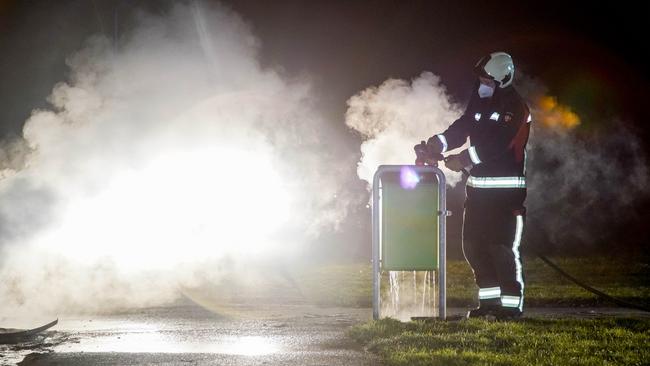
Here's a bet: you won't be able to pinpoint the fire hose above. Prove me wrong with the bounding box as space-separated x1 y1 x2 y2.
535 254 650 312
413 143 650 313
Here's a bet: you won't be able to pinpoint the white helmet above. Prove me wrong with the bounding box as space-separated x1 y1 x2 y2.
474 52 515 88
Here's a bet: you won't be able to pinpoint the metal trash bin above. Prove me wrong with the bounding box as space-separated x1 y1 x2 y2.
372 165 447 320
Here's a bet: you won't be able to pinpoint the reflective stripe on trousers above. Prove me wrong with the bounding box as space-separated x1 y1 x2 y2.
467 176 526 189
478 286 501 300
502 215 525 311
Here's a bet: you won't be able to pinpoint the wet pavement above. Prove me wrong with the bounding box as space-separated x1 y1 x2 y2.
1 300 378 366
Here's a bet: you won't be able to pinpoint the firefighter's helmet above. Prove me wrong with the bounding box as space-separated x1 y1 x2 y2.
474 52 515 88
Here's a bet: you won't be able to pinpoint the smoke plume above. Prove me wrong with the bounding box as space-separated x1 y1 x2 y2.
517 75 649 250
345 72 466 187
0 2 352 317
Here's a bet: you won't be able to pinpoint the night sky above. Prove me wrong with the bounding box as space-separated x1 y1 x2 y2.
2 1 648 136
1 0 648 258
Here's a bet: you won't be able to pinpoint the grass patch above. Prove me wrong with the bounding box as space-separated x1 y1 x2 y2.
348 317 650 366
312 257 650 365
297 256 650 308
298 263 373 307
448 256 650 307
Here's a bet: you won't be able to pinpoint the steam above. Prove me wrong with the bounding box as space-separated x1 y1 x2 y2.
345 72 466 187
518 76 649 249
526 123 648 248
0 2 351 316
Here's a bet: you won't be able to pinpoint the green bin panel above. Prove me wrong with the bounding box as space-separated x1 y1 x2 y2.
381 170 438 271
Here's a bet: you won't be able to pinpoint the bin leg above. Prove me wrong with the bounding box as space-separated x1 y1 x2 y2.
372 175 381 320
436 169 447 320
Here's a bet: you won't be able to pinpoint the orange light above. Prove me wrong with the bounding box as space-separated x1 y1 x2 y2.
536 96 580 130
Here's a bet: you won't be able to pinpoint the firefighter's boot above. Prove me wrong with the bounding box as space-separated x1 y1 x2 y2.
466 299 500 319
494 307 523 320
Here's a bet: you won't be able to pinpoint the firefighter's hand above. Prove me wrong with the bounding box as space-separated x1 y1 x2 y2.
413 141 427 155
426 136 444 154
444 152 471 172
414 141 432 166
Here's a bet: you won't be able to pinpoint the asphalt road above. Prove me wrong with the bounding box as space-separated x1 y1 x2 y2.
2 300 378 366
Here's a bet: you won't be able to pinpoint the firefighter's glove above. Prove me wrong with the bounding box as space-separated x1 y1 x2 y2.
444 151 472 172
414 141 434 166
414 141 427 156
426 136 444 155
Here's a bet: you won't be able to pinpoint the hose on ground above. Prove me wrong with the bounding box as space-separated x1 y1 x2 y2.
535 253 650 313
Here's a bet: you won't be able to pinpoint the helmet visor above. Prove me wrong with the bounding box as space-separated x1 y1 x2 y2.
473 55 494 81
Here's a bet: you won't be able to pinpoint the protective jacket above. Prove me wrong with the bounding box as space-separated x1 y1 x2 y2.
436 84 531 211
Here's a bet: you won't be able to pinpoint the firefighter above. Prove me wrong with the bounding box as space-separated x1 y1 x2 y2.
422 52 531 319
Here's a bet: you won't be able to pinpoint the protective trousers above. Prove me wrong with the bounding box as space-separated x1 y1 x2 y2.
462 205 525 311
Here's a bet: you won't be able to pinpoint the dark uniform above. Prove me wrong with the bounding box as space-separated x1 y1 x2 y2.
436 84 531 312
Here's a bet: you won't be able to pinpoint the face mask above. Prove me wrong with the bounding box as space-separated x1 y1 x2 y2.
478 83 495 98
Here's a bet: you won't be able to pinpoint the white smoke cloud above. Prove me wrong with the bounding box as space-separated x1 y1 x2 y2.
0 135 30 179
345 72 466 188
0 2 352 317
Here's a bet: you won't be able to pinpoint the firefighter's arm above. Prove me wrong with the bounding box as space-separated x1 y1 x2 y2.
457 104 529 167
427 97 477 154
